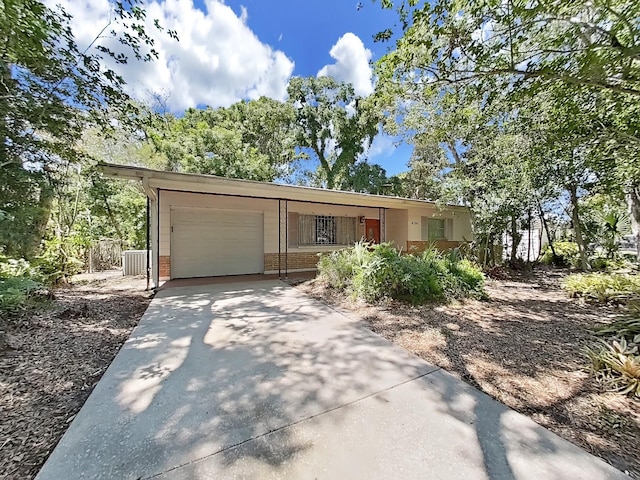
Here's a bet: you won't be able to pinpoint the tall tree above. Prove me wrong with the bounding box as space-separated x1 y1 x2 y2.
0 0 175 258
146 98 298 181
287 76 380 189
377 0 640 98
339 161 400 195
375 0 640 264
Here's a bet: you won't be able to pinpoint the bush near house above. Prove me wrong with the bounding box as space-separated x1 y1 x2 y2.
317 241 486 304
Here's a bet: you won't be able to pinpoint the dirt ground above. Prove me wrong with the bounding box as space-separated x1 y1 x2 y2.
0 272 151 480
298 268 640 478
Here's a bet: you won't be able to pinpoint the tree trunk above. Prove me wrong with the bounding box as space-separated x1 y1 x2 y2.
568 184 590 270
527 209 532 263
22 183 54 258
627 185 640 262
537 201 557 260
326 168 336 190
510 215 523 265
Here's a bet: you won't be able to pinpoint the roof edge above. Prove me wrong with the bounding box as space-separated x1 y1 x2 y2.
97 163 469 211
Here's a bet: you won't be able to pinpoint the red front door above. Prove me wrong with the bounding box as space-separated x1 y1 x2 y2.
365 219 380 244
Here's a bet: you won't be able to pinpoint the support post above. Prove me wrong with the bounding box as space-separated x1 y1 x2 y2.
285 200 289 280
278 199 282 279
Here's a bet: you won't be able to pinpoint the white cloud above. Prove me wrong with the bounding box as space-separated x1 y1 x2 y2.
366 133 396 160
317 32 373 97
48 0 294 112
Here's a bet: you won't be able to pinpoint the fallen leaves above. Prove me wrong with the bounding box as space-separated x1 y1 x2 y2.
0 274 151 479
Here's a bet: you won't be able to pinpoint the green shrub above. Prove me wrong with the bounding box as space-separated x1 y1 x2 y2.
0 258 47 316
540 241 579 267
585 288 640 397
0 257 39 279
589 255 633 272
594 317 640 339
317 241 486 304
585 338 640 397
0 277 42 315
563 273 640 303
36 236 84 284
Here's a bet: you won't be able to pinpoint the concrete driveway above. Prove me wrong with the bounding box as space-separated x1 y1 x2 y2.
37 280 626 480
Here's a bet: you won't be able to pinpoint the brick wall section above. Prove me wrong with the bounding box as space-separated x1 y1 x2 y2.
159 255 171 278
406 240 463 253
264 252 323 271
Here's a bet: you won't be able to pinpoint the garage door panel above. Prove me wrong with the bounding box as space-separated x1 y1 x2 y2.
171 209 263 278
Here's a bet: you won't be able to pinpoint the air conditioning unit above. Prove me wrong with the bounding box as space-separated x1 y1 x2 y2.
122 250 149 276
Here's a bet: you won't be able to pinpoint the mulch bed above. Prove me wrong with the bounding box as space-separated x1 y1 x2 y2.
298 268 640 478
0 276 151 480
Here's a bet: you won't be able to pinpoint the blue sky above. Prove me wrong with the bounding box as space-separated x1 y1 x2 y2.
53 0 413 175
221 0 397 77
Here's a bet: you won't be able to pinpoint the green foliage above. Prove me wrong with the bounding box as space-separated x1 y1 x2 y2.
594 318 640 339
0 258 44 315
0 257 39 279
147 98 299 182
339 162 398 194
318 241 485 304
376 0 640 99
589 256 630 272
36 237 84 284
585 338 640 397
540 242 580 268
1 0 172 260
0 277 43 315
586 292 640 397
374 0 640 267
563 273 640 303
287 76 380 189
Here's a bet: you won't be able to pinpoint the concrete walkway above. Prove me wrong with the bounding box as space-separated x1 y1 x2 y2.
37 281 627 480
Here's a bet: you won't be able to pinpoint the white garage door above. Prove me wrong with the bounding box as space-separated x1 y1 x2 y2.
170 208 264 278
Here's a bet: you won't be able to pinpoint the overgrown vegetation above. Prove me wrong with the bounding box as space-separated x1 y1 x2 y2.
586 330 640 398
540 241 580 267
318 241 485 304
0 258 47 318
563 273 640 303
567 271 640 397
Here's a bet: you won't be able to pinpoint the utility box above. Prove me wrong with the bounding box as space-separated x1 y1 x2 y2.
122 250 148 276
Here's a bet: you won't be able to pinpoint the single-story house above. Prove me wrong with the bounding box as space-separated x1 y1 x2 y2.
100 163 474 288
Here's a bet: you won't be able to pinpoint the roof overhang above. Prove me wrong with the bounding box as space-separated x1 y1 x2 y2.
99 163 468 211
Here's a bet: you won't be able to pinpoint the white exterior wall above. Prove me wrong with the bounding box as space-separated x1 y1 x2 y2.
155 190 473 280
158 192 384 257
407 207 473 242
386 209 408 249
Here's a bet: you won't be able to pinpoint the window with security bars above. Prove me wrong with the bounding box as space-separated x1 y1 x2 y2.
298 215 357 246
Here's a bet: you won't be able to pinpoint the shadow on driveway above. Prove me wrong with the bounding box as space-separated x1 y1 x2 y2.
36 281 626 480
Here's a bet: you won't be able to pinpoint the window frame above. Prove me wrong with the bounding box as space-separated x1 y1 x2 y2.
421 217 447 242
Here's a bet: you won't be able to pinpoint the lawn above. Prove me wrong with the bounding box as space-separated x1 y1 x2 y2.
298 267 640 478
